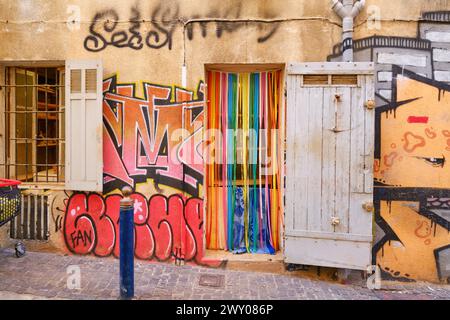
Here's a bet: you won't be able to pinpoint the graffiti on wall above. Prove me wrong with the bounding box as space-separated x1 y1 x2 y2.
102 75 205 197
62 76 226 267
51 191 70 233
63 192 224 267
84 1 280 52
328 11 450 282
84 3 178 52
373 68 450 282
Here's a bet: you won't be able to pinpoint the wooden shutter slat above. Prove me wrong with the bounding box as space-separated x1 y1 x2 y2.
303 75 329 85
65 60 103 192
331 74 358 85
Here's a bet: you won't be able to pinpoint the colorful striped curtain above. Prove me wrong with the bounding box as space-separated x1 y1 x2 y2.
206 70 282 254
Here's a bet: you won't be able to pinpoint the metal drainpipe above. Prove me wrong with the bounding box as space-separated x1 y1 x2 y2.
331 0 365 62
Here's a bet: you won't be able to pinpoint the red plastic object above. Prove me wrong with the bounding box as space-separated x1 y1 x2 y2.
0 179 21 188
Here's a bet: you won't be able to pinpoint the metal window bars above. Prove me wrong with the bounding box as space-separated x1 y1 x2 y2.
1 67 65 184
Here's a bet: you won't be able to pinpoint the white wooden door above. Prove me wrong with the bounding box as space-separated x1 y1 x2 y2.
284 62 375 271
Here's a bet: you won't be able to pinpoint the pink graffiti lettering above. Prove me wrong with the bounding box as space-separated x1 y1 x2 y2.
63 192 225 267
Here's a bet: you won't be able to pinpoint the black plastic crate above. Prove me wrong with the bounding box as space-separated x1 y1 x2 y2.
0 181 21 227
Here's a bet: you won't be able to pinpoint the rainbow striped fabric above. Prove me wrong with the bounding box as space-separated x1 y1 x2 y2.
206 70 282 254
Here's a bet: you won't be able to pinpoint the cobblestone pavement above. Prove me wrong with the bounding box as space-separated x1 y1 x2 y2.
0 249 449 300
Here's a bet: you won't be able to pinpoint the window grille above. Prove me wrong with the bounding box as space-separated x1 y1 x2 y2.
2 67 65 184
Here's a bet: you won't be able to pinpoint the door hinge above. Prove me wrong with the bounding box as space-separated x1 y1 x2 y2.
365 100 375 110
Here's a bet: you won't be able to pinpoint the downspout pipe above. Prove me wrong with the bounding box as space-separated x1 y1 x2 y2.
331 0 365 62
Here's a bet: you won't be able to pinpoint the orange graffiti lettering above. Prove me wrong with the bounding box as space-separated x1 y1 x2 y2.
414 220 432 239
442 130 450 137
383 151 398 167
425 128 436 139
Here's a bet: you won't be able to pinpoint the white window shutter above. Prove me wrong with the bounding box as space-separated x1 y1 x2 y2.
65 60 103 192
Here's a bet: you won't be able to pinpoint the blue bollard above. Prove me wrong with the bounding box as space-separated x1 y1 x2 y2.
120 186 134 299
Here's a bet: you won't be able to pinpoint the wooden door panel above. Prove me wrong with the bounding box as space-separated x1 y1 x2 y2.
285 62 374 271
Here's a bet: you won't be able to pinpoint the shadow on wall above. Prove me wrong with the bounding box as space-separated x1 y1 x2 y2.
328 11 450 283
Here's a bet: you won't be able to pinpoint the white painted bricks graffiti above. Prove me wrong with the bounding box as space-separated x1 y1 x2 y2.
377 52 427 68
434 71 450 82
433 48 450 62
378 89 392 100
377 71 393 82
425 31 450 43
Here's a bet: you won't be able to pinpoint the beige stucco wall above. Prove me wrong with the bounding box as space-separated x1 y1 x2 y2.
0 0 448 87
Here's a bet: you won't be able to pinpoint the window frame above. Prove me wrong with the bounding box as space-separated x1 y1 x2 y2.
0 60 103 192
2 65 65 189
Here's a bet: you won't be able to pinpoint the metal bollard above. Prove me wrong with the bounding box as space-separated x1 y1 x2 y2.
120 186 134 299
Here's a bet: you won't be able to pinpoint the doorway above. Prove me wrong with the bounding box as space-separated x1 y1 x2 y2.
204 64 284 255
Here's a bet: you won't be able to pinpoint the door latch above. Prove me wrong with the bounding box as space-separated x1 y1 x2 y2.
330 127 345 133
331 216 340 226
334 94 342 102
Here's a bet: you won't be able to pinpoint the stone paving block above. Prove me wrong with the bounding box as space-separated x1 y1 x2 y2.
1 249 450 300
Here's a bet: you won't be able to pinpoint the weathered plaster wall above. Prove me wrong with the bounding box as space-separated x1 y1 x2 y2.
1 0 450 280
3 0 449 86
